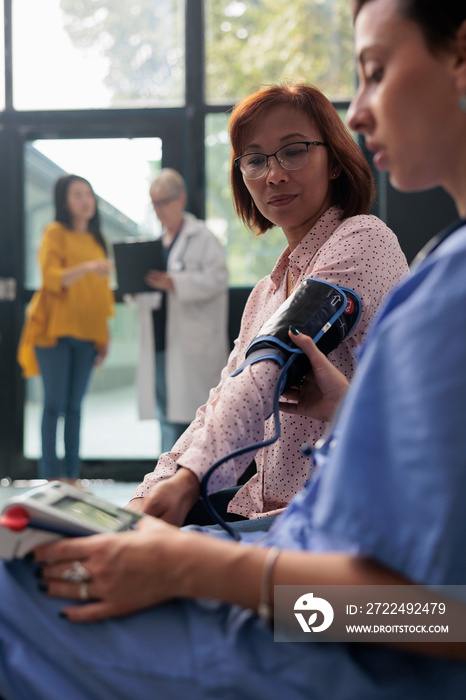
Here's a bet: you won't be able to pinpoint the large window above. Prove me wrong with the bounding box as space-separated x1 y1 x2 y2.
12 0 185 110
205 0 354 103
24 138 162 287
23 137 164 460
0 0 357 477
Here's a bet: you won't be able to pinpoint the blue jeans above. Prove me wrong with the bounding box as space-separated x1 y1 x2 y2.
35 337 97 479
155 350 189 454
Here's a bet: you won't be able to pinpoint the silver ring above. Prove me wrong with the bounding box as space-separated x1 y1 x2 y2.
79 582 89 601
63 560 91 584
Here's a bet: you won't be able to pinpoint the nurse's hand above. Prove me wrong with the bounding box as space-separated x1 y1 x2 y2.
279 329 349 423
127 468 200 525
34 516 190 622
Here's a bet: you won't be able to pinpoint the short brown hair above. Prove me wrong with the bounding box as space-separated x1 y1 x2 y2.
229 82 374 235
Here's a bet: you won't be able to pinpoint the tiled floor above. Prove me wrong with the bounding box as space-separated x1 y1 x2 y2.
12 387 155 509
24 385 161 460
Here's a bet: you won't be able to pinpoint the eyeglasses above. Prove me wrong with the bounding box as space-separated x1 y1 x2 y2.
151 195 178 208
234 141 328 180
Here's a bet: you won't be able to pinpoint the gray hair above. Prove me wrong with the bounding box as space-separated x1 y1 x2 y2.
150 168 186 199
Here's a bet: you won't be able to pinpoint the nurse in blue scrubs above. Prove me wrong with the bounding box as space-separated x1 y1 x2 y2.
1 0 466 697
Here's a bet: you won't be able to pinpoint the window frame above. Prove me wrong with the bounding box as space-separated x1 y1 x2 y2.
0 0 360 480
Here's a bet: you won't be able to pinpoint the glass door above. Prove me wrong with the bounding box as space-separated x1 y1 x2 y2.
22 136 166 469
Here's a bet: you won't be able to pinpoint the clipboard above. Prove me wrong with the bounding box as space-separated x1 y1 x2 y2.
113 238 166 295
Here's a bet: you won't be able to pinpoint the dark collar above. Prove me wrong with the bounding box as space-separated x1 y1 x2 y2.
411 217 466 270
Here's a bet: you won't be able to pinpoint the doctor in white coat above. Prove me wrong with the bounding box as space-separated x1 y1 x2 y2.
135 169 229 454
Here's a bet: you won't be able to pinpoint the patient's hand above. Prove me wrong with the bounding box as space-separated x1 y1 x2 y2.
126 468 200 526
125 497 147 514
279 329 349 423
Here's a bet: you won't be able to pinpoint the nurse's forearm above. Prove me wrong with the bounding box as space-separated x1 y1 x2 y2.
179 535 466 659
180 534 407 612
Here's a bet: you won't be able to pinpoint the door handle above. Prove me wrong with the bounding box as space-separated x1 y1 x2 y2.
0 278 16 301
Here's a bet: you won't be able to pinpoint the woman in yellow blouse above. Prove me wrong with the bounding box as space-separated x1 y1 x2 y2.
18 174 114 481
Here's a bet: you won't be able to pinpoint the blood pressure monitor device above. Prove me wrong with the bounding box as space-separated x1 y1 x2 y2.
203 278 361 540
232 277 361 393
0 480 142 560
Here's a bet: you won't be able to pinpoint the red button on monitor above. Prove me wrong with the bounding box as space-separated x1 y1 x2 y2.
0 506 30 531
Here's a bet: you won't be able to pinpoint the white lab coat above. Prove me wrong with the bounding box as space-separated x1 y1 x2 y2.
135 213 229 423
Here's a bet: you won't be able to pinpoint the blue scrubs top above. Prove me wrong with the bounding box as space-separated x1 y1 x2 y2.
1 223 466 699
269 220 466 587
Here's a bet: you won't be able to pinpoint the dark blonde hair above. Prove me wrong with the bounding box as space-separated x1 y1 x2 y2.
352 0 465 54
229 82 374 235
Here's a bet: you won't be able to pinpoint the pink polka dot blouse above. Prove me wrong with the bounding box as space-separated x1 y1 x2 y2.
133 206 409 519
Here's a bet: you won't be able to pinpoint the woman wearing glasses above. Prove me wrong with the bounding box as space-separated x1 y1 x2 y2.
129 82 408 527
2 2 466 698
129 169 229 456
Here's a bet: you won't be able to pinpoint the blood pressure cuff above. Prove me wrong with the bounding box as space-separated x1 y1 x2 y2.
231 277 361 393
